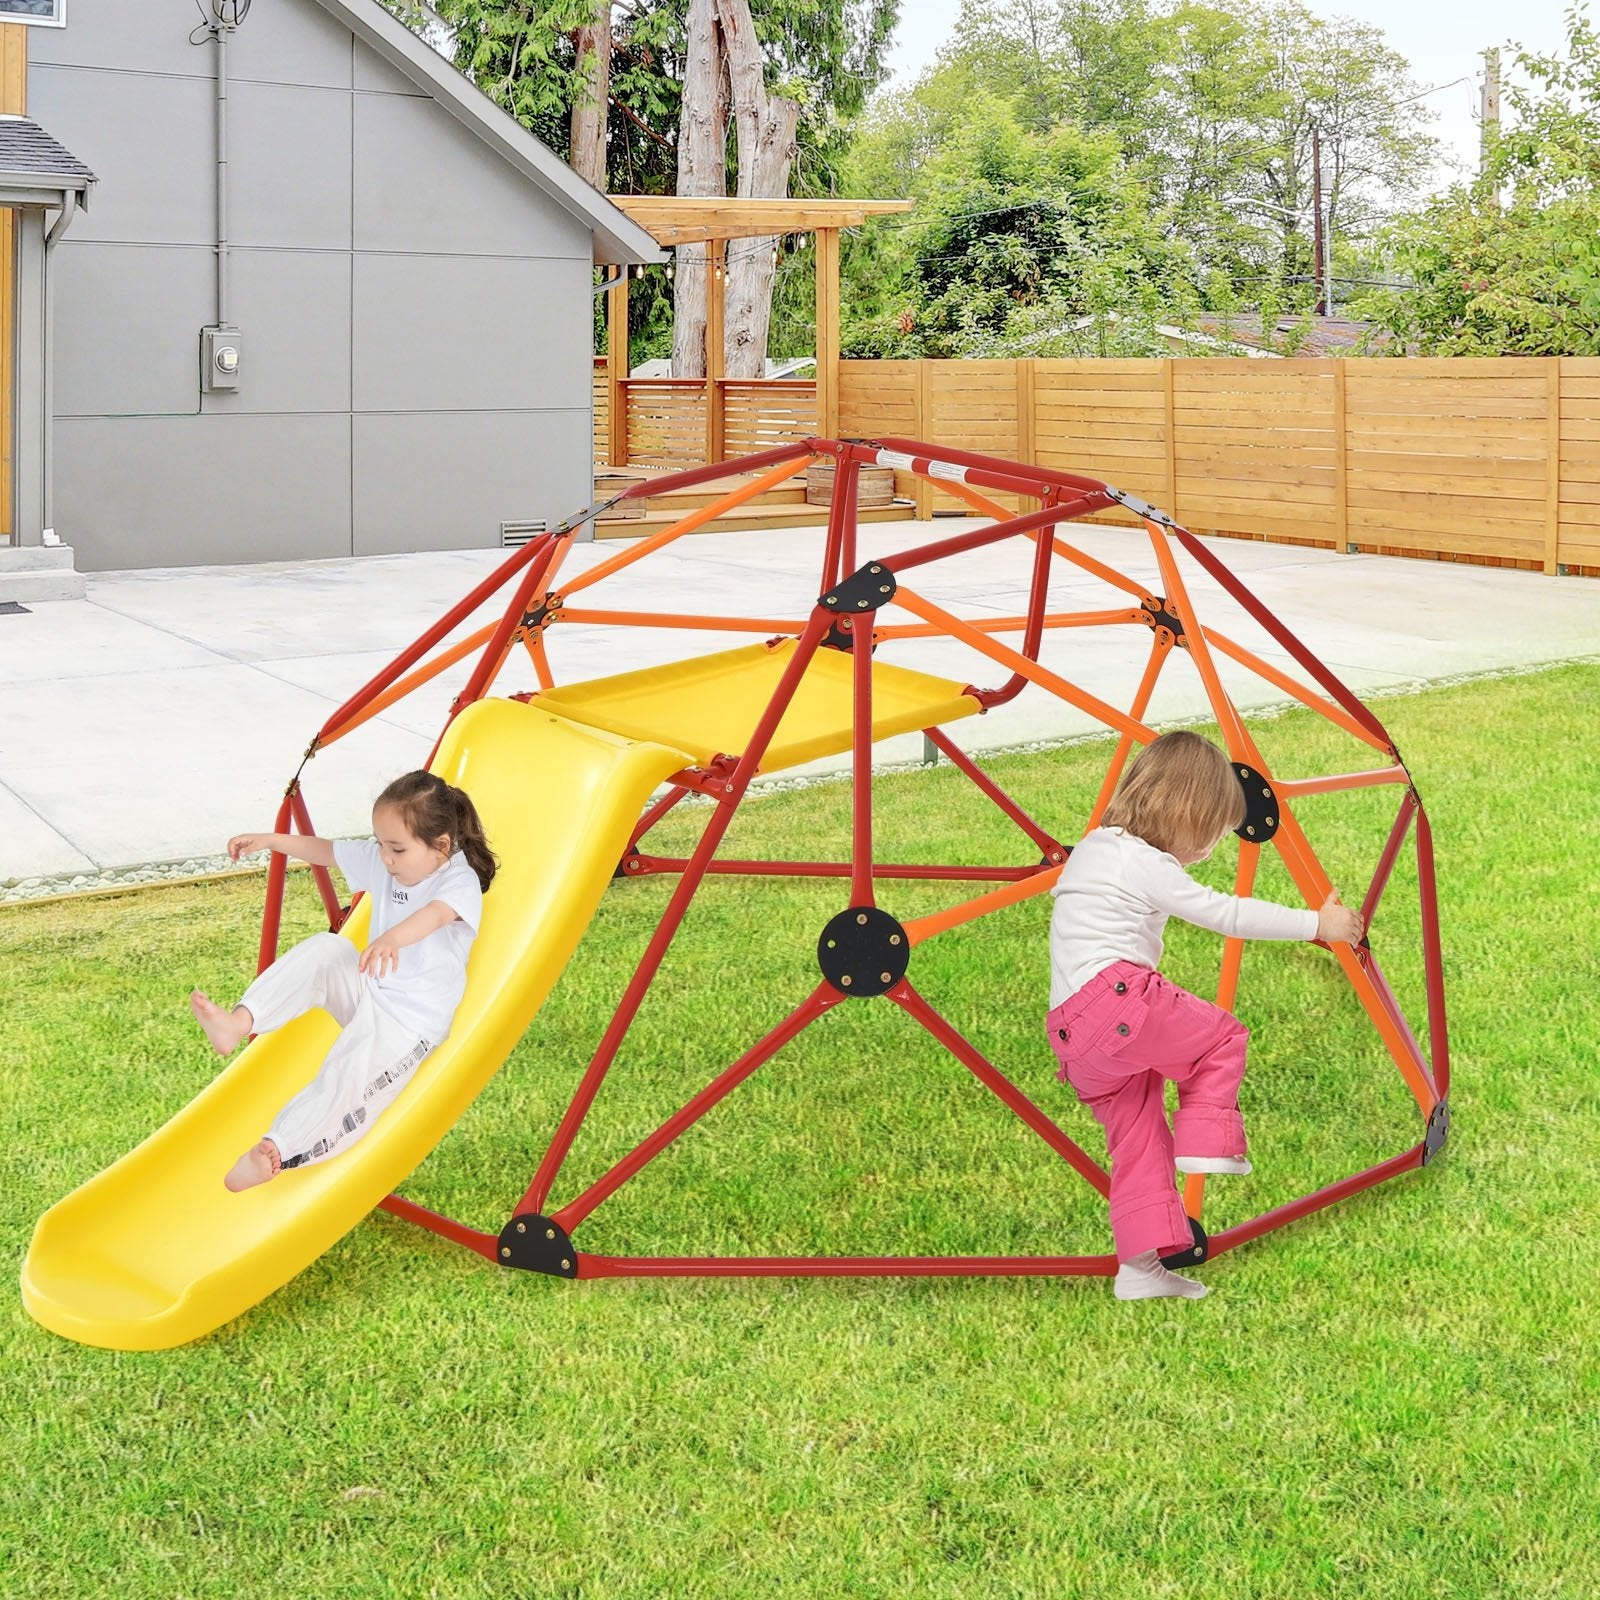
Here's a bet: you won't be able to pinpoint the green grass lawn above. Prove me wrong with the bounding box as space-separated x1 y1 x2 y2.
4 662 1599 1599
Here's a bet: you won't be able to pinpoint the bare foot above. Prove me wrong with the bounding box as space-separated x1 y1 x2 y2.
190 991 252 1057
224 1139 281 1192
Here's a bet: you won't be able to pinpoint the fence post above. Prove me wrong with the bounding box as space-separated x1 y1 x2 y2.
1547 358 1562 575
915 360 934 519
606 275 629 468
1335 359 1351 553
1162 359 1177 517
1017 359 1035 467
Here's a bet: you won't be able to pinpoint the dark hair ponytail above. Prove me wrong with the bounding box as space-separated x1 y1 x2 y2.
448 785 497 892
375 770 498 892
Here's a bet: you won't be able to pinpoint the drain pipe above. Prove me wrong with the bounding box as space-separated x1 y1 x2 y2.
40 190 81 546
215 14 230 329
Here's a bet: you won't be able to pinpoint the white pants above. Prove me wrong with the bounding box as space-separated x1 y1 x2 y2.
238 932 433 1169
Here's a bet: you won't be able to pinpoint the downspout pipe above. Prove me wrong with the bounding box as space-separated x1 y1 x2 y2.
41 189 81 545
215 17 231 328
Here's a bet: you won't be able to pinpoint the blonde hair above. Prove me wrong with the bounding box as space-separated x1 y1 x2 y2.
1101 732 1245 858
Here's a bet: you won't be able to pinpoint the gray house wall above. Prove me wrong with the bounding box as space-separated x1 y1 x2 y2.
28 0 596 570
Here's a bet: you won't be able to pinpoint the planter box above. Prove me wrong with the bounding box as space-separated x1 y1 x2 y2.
806 462 896 509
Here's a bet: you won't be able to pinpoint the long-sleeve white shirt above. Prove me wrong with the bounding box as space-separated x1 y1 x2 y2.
1049 826 1319 1007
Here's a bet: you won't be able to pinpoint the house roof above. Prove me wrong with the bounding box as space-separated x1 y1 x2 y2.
1194 314 1386 357
0 114 96 204
308 0 663 266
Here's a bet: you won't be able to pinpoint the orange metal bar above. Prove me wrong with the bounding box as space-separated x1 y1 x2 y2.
903 866 1061 947
1145 522 1255 762
874 607 1144 641
1084 632 1173 833
322 622 497 747
1276 766 1410 798
892 586 1159 746
525 630 555 691
1184 839 1263 1219
563 455 815 597
1262 798 1438 1118
1026 528 1153 601
938 476 1021 521
1201 627 1390 753
555 607 806 633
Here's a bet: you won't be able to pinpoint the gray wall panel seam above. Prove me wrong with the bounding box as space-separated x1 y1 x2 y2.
30 62 351 94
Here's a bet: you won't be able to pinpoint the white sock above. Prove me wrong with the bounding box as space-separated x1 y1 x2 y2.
1175 1154 1252 1176
1114 1248 1208 1300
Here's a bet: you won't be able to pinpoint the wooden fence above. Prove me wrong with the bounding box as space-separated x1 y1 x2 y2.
837 357 1600 575
589 356 1600 573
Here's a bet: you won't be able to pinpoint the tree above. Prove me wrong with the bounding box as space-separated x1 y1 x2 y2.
1355 7 1600 353
387 0 898 374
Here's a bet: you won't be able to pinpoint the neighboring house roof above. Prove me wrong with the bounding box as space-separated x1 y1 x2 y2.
0 113 96 203
309 0 663 266
1195 314 1386 357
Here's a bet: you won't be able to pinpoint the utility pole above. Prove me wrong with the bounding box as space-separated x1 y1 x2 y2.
1311 122 1327 317
1480 47 1502 206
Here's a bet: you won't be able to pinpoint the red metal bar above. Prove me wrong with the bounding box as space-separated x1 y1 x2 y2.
923 728 1065 862
851 614 875 907
1415 801 1450 1099
863 436 1112 501
886 500 1096 577
839 440 861 581
620 857 1042 883
968 488 1064 707
615 439 814 500
552 984 840 1233
255 793 294 976
1170 524 1394 748
1204 1146 1423 1257
317 534 549 743
376 1193 500 1261
577 1252 1116 1279
1362 790 1419 934
520 607 836 1215
624 784 691 855
1364 954 1437 1103
288 789 345 930
892 980 1111 1197
449 534 562 718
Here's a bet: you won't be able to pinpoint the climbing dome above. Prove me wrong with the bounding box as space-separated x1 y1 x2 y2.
265 436 1452 1283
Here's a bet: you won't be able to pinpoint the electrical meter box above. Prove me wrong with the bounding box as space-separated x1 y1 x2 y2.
201 326 243 392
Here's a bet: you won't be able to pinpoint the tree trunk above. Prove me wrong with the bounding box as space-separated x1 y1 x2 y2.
568 8 612 191
673 0 726 380
716 0 800 380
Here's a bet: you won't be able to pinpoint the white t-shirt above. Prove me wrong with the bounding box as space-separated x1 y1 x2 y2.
333 839 484 1043
1049 826 1318 1007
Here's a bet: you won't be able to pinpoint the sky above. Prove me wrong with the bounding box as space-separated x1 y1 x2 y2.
879 0 1573 196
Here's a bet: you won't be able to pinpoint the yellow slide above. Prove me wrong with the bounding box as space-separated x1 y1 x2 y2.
22 698 692 1351
24 639 978 1351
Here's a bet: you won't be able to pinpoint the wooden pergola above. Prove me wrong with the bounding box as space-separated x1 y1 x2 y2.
601 196 911 467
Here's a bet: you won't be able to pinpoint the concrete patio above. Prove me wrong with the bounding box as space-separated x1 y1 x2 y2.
2 517 1597 900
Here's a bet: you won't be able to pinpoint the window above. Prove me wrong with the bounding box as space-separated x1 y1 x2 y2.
0 0 66 25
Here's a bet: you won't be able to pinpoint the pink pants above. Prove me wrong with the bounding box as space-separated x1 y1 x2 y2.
1046 960 1249 1262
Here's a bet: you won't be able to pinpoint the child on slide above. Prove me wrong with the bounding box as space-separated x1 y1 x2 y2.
1046 732 1363 1301
190 771 497 1192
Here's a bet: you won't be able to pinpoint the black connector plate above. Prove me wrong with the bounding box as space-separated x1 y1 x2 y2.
1233 762 1281 843
1159 1214 1209 1270
817 905 910 998
820 561 897 616
1423 1098 1450 1166
496 1214 579 1277
1141 595 1186 643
